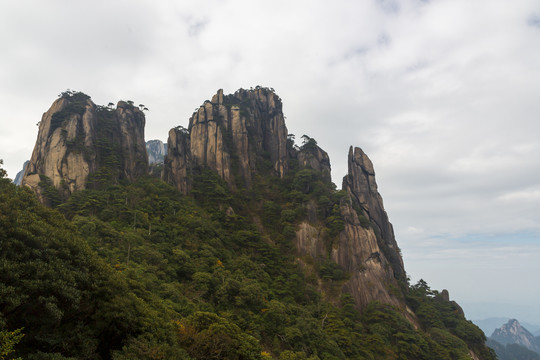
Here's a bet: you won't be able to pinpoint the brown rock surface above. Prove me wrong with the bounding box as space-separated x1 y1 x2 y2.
162 127 192 194
342 146 405 279
163 87 289 191
23 96 97 198
294 146 406 310
297 143 331 181
22 93 148 202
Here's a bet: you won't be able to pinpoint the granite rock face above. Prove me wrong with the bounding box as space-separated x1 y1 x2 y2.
163 87 289 192
22 93 148 203
115 101 148 181
162 127 192 194
294 146 406 310
342 146 405 280
296 141 331 182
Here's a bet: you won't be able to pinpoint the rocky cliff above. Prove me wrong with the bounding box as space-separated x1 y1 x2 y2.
22 91 148 204
163 87 289 193
295 136 331 182
162 127 192 193
342 146 406 280
294 146 406 310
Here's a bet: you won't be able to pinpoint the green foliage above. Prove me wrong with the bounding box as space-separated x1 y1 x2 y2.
317 260 347 282
0 158 495 360
176 312 262 360
38 174 62 207
0 328 24 360
300 135 318 151
406 279 495 360
487 338 540 360
50 91 90 133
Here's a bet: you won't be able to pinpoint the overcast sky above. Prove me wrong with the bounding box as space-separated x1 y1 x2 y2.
1 0 539 325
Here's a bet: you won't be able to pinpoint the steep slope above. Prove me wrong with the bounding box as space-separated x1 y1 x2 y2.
22 91 148 204
492 319 540 354
294 146 405 309
342 147 405 280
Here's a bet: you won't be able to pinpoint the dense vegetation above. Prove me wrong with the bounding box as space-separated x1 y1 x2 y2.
0 155 495 359
487 338 540 360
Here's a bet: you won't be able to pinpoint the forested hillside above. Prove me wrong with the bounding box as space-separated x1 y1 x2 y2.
0 156 495 359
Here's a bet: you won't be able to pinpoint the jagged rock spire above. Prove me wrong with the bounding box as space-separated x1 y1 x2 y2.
163 87 289 192
342 146 405 279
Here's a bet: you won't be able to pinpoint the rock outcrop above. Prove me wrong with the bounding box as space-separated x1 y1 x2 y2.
296 138 331 182
294 146 405 310
163 87 289 192
146 139 167 164
22 92 148 203
342 146 405 280
162 127 192 194
115 101 148 180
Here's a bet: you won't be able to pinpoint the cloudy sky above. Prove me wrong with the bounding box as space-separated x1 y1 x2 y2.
1 0 539 325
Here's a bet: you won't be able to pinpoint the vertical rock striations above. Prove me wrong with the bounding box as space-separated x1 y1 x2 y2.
342 146 405 280
22 92 148 204
116 101 148 180
163 87 289 192
333 147 406 309
294 146 406 310
163 127 192 194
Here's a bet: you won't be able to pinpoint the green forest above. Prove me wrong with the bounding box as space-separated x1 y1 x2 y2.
0 153 495 359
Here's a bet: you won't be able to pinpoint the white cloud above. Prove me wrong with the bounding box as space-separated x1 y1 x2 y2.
497 189 540 202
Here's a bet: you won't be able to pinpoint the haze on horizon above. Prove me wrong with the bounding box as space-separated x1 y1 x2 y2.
1 0 539 324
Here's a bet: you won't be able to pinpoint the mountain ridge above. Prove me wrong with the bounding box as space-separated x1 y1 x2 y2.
5 87 496 359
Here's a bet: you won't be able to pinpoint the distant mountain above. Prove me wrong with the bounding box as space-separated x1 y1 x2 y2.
524 323 540 336
13 160 29 186
475 317 511 336
491 319 540 354
146 139 167 164
474 318 540 338
487 338 540 360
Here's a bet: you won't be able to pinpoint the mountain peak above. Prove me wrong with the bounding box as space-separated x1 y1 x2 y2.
491 318 540 353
